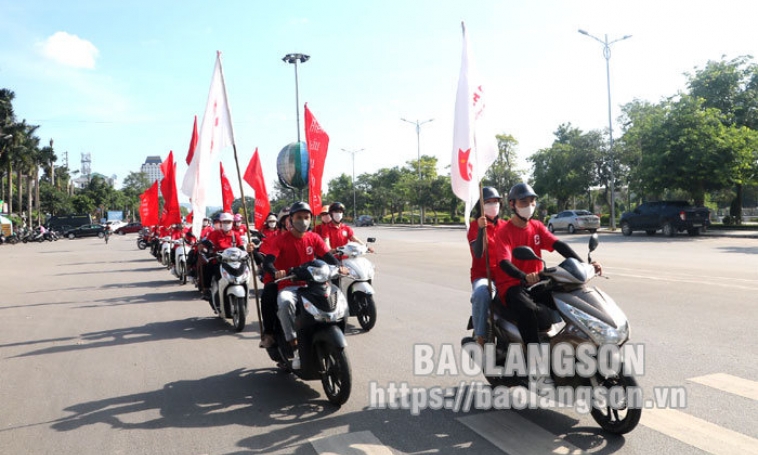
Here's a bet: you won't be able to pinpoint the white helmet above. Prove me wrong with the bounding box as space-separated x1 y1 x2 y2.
219 212 234 222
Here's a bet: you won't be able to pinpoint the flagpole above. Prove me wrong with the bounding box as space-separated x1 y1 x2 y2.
216 51 263 335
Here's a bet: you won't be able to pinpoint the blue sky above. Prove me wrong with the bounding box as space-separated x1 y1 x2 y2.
2 0 757 206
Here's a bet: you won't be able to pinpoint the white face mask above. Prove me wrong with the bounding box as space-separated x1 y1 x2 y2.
266 220 277 229
516 204 536 220
484 202 500 219
221 222 233 232
331 213 343 223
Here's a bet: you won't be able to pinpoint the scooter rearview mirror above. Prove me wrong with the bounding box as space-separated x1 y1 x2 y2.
588 233 599 252
366 237 376 243
512 246 539 261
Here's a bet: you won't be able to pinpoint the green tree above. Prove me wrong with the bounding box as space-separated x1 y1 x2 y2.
484 133 523 196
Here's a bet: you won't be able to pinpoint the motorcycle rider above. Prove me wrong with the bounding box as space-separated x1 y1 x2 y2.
262 202 344 369
494 182 602 392
260 212 279 238
324 202 373 253
200 213 246 300
233 213 248 236
199 217 214 240
257 208 291 349
313 207 331 247
468 187 505 347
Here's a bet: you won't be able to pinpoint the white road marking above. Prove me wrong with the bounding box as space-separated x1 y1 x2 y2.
688 373 758 401
458 411 584 455
641 407 758 455
310 431 395 455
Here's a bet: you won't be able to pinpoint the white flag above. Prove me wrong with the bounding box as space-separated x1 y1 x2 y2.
451 22 499 227
181 51 235 237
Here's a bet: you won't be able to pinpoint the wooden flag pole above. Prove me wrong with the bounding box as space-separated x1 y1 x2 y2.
478 182 497 344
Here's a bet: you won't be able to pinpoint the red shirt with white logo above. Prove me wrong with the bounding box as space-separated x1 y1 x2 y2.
324 222 354 249
268 230 330 289
207 229 244 251
494 219 557 300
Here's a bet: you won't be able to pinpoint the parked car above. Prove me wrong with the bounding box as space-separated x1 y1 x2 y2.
105 220 126 232
620 201 710 237
114 222 143 235
356 215 375 227
64 224 106 239
547 210 600 234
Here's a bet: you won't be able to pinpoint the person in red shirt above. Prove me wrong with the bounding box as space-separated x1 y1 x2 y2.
199 213 246 298
233 213 248 236
467 187 505 347
312 207 331 246
257 209 290 349
324 202 373 253
495 183 602 392
260 212 279 239
262 202 343 368
199 217 214 240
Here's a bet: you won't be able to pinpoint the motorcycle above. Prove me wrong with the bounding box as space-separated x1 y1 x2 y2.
265 260 352 406
335 238 378 331
137 234 148 250
170 239 191 284
159 237 172 267
207 246 250 332
462 234 641 434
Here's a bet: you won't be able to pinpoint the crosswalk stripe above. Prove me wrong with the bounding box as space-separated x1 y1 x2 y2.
458 411 584 455
310 431 395 455
688 373 758 401
641 407 758 455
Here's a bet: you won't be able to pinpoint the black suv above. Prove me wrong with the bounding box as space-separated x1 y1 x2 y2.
620 201 710 237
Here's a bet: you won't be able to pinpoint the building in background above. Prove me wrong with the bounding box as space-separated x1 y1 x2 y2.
141 156 162 184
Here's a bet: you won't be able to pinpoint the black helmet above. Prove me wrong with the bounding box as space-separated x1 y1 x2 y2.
481 187 502 202
328 202 346 214
508 182 538 201
289 201 313 217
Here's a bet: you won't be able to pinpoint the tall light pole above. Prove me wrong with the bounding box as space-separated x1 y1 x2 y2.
400 117 433 226
578 29 631 230
282 53 310 143
341 148 364 222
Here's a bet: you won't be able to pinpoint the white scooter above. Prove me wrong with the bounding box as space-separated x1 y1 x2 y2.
171 239 191 284
335 238 377 331
209 247 251 332
159 237 172 268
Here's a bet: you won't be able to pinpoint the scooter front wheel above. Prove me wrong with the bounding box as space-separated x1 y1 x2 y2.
230 295 246 332
590 372 642 434
320 345 352 406
354 292 377 331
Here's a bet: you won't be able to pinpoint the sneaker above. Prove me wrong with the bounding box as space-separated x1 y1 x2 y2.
529 372 555 396
291 352 301 370
259 334 275 349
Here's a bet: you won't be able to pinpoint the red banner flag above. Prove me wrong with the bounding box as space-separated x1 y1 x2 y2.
243 148 270 231
220 162 234 213
159 150 182 227
305 103 330 215
185 115 198 165
139 181 159 226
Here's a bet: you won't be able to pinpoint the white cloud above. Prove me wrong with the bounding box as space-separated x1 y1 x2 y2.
39 31 99 69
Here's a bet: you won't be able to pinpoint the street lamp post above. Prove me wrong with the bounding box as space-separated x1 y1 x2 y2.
400 118 433 226
341 148 364 223
578 29 631 230
282 53 310 143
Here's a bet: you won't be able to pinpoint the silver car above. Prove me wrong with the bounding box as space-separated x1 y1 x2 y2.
547 210 600 234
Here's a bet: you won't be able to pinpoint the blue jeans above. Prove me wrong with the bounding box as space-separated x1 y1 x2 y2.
471 278 496 338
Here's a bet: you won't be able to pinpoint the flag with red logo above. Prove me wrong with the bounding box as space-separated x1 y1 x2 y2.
305 104 330 215
450 22 499 226
139 181 159 226
243 148 270 231
181 51 235 237
159 150 182 227
185 115 198 165
219 162 234 213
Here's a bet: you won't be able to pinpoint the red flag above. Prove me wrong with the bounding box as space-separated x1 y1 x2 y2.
159 150 182 227
186 211 193 225
185 115 198 165
139 181 159 226
305 104 330 215
243 148 270 231
220 162 234 213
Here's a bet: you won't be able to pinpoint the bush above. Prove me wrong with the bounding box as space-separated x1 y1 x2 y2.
450 215 461 223
722 215 734 226
600 214 610 226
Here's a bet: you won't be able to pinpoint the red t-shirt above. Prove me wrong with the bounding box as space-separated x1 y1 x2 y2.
200 226 214 240
312 223 329 240
207 229 244 251
467 219 503 282
494 220 558 298
268 231 330 289
324 222 354 249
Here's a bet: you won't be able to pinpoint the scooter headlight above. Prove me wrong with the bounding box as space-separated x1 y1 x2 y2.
307 263 334 283
561 303 629 345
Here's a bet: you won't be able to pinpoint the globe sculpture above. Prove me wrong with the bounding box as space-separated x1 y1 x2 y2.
276 141 309 189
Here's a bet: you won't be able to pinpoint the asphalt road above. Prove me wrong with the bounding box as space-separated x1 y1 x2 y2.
0 228 756 455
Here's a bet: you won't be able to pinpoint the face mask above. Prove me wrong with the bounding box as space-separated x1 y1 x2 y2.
266 221 277 229
202 221 209 227
292 218 310 233
221 222 233 232
516 204 536 220
332 213 343 223
484 202 500 219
